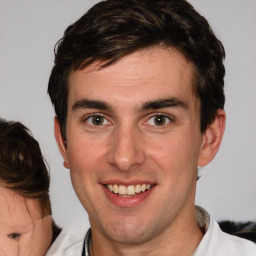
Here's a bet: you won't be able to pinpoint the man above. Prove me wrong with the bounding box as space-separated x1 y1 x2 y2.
0 119 61 255
47 0 256 255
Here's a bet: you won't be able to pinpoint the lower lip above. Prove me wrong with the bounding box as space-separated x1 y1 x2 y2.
101 185 156 207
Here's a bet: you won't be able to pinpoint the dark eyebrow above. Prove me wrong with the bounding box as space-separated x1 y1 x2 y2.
72 99 111 111
141 98 188 110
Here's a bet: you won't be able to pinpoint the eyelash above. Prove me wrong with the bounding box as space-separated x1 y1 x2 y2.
7 233 22 241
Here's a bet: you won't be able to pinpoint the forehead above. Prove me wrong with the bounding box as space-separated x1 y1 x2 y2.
0 186 42 228
68 47 197 108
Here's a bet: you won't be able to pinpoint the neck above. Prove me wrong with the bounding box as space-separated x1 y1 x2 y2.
90 208 203 256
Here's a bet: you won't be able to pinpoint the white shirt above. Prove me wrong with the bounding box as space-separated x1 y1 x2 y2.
46 225 86 256
194 206 256 255
46 207 256 256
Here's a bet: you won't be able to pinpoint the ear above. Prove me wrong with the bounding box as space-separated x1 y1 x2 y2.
198 109 226 167
54 117 70 169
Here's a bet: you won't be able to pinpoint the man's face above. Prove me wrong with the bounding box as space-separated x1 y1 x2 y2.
0 186 52 256
58 47 205 244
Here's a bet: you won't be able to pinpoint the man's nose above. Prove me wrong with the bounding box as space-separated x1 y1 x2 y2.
107 125 146 171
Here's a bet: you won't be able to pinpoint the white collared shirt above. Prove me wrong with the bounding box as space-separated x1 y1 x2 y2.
194 206 256 255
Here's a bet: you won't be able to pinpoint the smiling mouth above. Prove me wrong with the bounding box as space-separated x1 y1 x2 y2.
104 184 153 197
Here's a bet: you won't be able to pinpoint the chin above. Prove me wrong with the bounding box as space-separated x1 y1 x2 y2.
99 217 164 245
107 230 152 245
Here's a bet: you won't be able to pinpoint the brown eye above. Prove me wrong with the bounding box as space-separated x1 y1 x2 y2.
146 114 172 127
85 115 111 127
153 115 167 126
91 116 104 125
7 233 22 241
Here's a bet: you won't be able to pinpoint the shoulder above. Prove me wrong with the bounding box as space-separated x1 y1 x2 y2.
46 227 87 256
218 226 256 255
196 218 256 256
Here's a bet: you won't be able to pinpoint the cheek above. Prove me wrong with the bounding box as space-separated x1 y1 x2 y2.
68 144 105 181
68 131 108 165
146 131 202 176
0 237 19 255
18 219 53 255
67 138 107 203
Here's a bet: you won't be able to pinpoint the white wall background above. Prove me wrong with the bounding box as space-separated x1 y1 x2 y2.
0 0 255 228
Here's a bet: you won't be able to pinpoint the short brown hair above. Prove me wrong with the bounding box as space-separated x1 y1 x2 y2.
0 118 51 217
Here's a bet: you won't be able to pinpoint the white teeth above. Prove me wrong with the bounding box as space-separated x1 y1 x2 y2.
113 184 118 193
108 184 113 192
119 185 126 195
106 184 152 196
126 185 135 196
135 184 141 193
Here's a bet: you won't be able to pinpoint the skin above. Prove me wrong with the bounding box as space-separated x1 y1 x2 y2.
55 47 225 256
0 186 53 256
